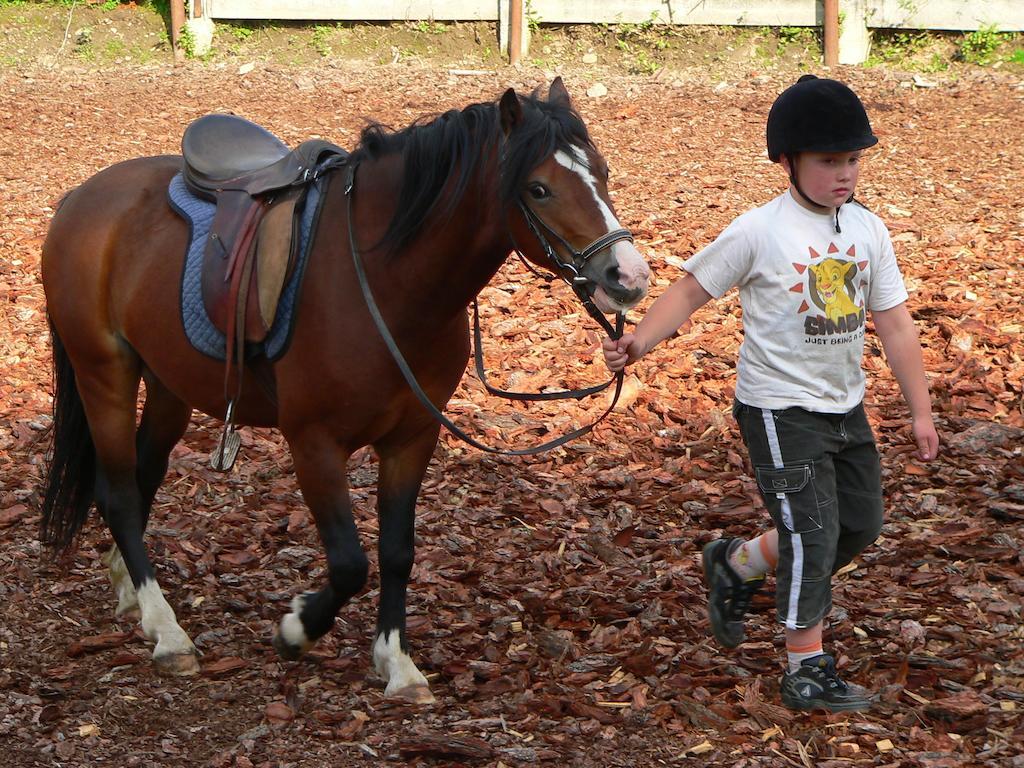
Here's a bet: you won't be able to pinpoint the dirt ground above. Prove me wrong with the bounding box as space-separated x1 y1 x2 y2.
1 4 1023 768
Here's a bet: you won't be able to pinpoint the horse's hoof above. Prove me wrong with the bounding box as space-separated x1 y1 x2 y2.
385 684 436 705
272 631 305 661
154 651 200 676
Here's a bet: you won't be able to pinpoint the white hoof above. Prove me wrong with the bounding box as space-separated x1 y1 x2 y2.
154 650 200 676
385 683 436 704
275 595 315 660
135 579 196 671
373 631 432 702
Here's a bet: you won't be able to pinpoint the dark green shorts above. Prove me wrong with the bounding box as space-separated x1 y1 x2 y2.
733 400 884 629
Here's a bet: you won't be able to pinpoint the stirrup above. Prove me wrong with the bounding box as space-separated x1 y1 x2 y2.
210 401 242 471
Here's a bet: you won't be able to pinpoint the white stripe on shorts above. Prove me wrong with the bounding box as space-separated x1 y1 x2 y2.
761 409 803 630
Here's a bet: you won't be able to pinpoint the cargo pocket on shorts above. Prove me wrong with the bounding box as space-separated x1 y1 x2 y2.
755 463 823 534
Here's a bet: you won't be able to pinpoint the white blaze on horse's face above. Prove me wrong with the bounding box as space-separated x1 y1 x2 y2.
554 145 650 314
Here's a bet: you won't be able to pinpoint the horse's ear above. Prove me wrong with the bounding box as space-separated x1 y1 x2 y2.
499 88 523 135
548 77 572 109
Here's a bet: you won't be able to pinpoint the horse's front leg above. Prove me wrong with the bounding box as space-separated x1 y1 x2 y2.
372 426 440 704
273 431 368 660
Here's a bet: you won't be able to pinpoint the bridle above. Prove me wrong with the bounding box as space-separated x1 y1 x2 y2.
346 158 636 457
470 199 632 406
513 199 634 339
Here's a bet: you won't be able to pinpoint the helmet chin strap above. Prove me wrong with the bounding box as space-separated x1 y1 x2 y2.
787 154 845 234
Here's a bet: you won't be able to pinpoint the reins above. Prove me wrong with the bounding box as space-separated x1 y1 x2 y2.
344 161 629 457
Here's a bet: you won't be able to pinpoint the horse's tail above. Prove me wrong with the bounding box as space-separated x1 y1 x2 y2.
40 320 96 554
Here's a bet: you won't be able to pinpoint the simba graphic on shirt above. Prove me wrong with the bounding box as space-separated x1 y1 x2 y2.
791 243 868 339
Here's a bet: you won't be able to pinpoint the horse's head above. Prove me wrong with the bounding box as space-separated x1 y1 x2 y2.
499 79 650 315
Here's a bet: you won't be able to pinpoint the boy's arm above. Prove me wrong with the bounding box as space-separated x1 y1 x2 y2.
871 302 939 461
603 273 714 371
633 273 714 355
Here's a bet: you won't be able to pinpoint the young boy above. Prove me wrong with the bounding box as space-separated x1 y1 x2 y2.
603 75 939 712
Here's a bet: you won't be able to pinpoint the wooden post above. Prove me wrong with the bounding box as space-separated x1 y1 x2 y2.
509 0 523 65
823 0 839 67
171 0 186 64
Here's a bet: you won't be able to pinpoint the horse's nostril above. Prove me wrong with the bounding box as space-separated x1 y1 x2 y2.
603 265 621 286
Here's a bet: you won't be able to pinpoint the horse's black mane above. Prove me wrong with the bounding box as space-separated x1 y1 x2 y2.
351 87 593 255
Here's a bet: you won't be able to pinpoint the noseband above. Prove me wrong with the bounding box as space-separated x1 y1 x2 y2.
515 200 633 339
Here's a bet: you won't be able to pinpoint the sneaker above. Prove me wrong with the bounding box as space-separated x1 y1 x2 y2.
780 654 873 712
702 538 764 648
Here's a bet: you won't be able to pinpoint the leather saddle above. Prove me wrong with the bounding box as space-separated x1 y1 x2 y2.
181 113 347 355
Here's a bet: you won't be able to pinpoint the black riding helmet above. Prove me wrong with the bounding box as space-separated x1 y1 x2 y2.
767 75 877 232
767 75 877 161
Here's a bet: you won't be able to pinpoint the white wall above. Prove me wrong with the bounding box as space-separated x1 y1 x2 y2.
869 0 1023 32
200 1 1023 64
204 0 1024 30
204 0 499 20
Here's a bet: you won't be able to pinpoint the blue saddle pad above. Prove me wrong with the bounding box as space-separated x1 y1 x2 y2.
167 172 324 361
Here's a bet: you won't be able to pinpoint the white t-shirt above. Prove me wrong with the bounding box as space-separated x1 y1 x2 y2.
683 191 909 413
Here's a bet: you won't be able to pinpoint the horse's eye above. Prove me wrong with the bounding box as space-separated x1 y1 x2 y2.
527 183 550 200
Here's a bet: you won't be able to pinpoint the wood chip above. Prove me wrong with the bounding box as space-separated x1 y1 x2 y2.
202 656 248 677
399 734 494 759
682 740 714 755
66 633 132 658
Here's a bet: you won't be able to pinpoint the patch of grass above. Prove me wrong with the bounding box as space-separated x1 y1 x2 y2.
74 43 95 62
413 20 446 35
775 25 819 63
179 22 196 58
228 24 255 42
310 24 333 56
925 51 949 73
958 25 1007 65
104 38 125 57
1010 48 1024 65
630 48 658 75
751 41 774 69
525 0 540 36
778 26 814 47
597 11 675 68
867 29 931 66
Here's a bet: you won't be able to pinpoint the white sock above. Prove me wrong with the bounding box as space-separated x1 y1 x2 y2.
787 647 824 673
727 535 772 581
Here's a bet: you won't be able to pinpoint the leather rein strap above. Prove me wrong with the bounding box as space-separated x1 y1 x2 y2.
344 162 628 457
472 199 632 403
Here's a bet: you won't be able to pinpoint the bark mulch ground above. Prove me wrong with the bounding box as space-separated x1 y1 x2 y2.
1 47 1022 768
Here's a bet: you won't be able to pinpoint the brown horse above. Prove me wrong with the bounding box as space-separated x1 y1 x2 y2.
39 79 650 703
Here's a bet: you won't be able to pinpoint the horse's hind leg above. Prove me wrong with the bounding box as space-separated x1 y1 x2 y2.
273 429 369 661
104 372 191 619
372 426 439 704
76 355 198 674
